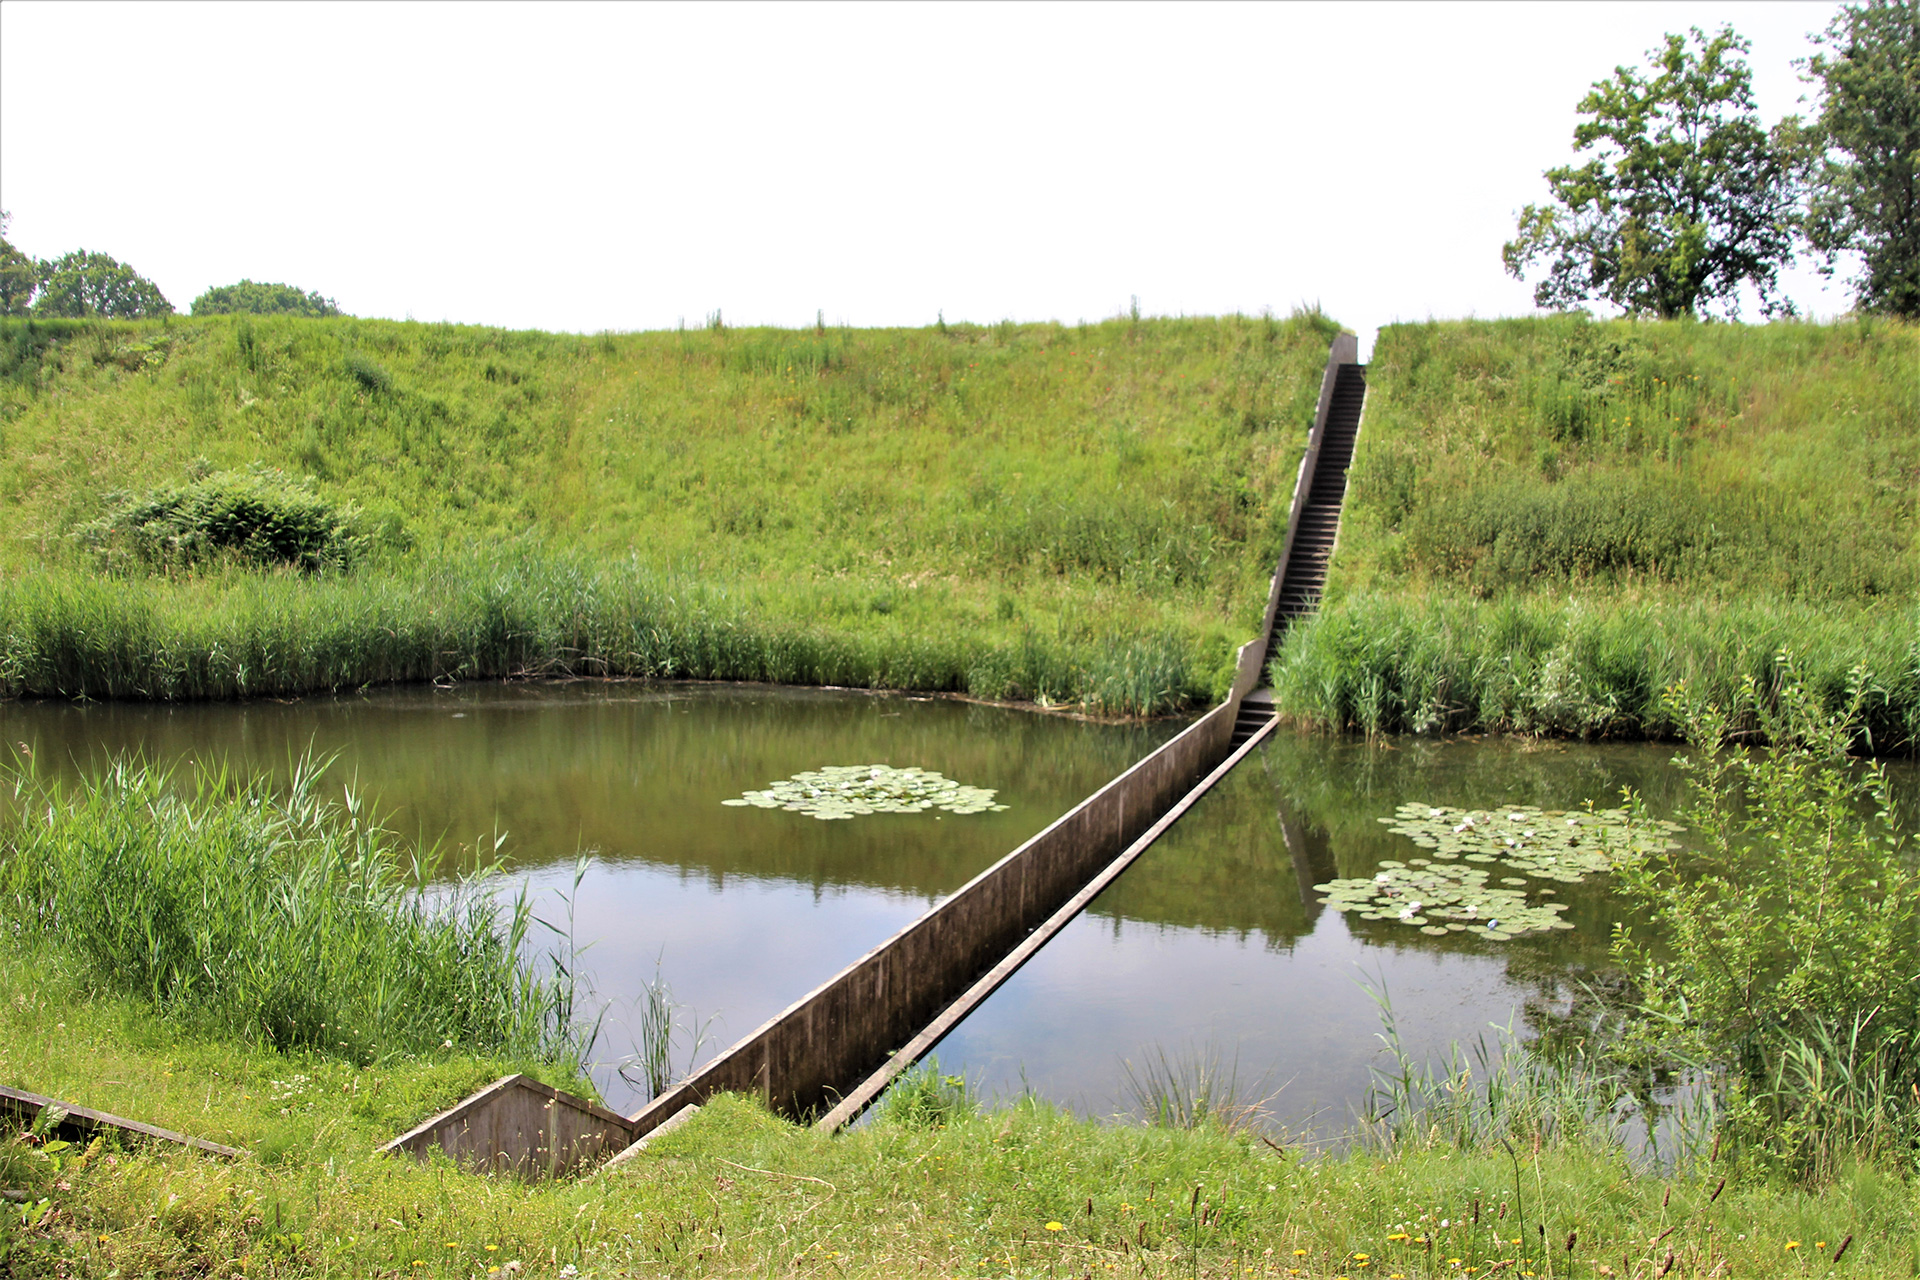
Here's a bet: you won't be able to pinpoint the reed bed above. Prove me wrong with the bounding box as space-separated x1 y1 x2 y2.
0 549 1211 715
0 754 581 1066
1270 591 1920 749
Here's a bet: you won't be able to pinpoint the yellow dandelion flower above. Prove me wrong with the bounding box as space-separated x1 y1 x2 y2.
1295 1249 1309 1256
1045 1221 1064 1232
1354 1254 1370 1261
485 1244 499 1252
1387 1233 1410 1241
1786 1240 1801 1250
445 1242 460 1249
1817 1240 1829 1248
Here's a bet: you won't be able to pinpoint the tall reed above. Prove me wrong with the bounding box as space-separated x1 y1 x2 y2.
0 753 584 1066
0 549 1217 716
1271 591 1920 750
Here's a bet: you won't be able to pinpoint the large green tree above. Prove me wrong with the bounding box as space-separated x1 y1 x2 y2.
1802 0 1920 317
32 249 173 319
0 210 35 316
191 279 342 317
1503 27 1804 318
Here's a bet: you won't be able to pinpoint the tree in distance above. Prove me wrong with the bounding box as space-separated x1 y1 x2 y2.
1503 26 1804 319
1800 0 1920 317
0 210 36 316
31 249 173 319
192 279 343 318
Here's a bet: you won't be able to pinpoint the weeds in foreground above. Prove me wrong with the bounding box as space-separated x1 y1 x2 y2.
873 1056 976 1129
1 951 1915 1276
614 952 723 1106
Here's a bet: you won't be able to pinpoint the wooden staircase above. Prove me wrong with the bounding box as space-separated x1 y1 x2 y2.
1271 362 1367 642
1232 358 1367 748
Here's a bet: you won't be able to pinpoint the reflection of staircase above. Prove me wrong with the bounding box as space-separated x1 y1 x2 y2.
1270 362 1367 642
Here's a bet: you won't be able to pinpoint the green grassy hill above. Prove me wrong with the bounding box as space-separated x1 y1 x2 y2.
0 311 1339 712
1274 316 1919 746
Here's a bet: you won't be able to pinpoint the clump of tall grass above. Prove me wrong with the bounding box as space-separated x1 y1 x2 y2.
1271 591 1919 750
0 753 584 1066
874 1057 976 1129
1358 988 1633 1158
1120 1042 1274 1133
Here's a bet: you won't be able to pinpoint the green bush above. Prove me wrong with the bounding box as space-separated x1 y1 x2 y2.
76 464 375 573
1609 670 1920 1179
191 280 341 318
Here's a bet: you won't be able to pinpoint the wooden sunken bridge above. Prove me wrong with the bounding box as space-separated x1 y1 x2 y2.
383 333 1371 1178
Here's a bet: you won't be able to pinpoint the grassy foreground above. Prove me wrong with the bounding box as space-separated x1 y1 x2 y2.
1277 315 1919 746
1 310 1338 715
5 960 1915 1279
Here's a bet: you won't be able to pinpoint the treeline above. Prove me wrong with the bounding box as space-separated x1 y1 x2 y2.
0 211 339 319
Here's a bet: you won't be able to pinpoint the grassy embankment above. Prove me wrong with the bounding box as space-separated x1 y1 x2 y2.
0 311 1339 715
6 957 1914 1278
1273 316 1920 747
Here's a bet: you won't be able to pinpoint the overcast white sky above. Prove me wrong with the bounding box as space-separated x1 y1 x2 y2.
1 2 1852 355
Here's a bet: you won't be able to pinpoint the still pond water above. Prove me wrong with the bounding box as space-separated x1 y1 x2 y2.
11 682 1906 1132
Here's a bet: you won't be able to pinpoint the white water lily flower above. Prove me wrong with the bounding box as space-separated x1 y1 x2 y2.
1508 813 1525 822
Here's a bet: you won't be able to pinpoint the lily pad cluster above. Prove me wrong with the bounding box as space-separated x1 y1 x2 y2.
722 765 1009 821
1314 803 1682 941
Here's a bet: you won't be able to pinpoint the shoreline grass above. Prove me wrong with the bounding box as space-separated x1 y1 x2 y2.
1270 590 1920 751
0 547 1222 716
3 960 1913 1277
0 753 587 1068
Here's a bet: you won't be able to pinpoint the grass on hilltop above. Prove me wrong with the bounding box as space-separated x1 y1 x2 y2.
1 309 1339 714
1274 315 1920 746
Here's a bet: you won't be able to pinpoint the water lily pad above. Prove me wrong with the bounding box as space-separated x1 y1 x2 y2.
1321 801 1683 940
724 764 1009 821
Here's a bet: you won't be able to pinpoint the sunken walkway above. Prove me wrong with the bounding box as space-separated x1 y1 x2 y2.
386 334 1370 1177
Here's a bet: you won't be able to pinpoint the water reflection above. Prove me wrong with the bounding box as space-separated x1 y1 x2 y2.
934 732 1725 1134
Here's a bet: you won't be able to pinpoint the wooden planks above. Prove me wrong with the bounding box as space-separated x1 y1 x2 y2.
0 1084 240 1159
